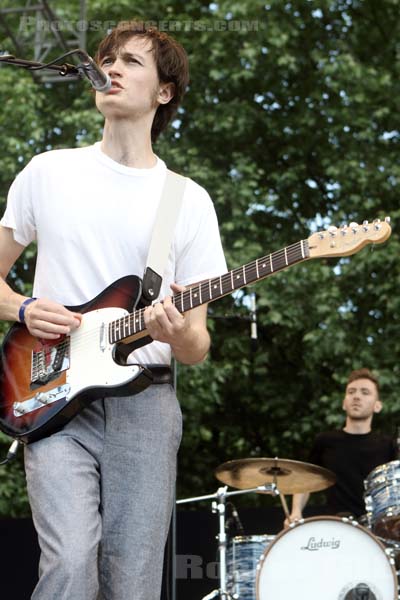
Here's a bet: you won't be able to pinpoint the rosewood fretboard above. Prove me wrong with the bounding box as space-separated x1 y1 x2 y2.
109 239 310 345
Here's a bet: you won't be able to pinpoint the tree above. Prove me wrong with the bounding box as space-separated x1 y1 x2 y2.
0 0 399 515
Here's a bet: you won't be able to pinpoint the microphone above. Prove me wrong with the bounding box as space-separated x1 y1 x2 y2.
250 291 258 352
76 50 111 92
231 505 245 535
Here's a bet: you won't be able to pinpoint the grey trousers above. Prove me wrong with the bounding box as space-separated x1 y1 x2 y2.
24 384 182 600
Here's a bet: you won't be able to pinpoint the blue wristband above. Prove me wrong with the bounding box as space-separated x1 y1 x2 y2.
18 297 37 324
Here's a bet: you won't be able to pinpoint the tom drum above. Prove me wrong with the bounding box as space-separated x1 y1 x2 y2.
365 460 400 541
227 534 275 600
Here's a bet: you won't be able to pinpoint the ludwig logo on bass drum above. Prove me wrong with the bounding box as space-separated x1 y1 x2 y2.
301 536 341 551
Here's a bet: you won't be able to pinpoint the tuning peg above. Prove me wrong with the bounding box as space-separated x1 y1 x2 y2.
328 226 338 237
362 220 369 232
349 222 359 233
373 218 381 230
318 232 325 239
385 216 391 223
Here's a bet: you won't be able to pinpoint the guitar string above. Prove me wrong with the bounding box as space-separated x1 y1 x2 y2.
41 242 304 357
30 241 307 362
121 241 307 332
20 223 375 362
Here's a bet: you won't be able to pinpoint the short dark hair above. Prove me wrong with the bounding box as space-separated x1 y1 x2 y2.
95 20 189 142
347 368 380 398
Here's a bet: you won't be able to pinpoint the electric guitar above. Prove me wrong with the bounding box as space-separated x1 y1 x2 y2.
0 219 391 443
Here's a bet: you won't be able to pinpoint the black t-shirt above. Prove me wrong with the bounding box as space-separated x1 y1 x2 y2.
309 430 397 517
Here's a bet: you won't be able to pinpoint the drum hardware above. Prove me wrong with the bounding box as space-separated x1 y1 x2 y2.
183 458 400 599
177 458 337 599
177 483 278 600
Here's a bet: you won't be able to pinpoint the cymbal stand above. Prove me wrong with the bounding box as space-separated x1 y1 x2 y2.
177 483 277 600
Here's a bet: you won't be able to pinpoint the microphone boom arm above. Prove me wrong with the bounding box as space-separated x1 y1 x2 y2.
0 49 111 92
0 54 80 77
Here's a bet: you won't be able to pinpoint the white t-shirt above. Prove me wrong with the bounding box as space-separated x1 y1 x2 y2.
1 143 227 365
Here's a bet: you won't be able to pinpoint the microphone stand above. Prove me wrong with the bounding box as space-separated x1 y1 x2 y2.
176 483 278 600
0 54 80 78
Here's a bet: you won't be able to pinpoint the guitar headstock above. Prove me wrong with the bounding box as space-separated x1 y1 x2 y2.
308 218 391 258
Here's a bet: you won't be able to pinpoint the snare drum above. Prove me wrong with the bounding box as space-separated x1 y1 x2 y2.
227 534 275 600
365 460 400 541
256 516 397 600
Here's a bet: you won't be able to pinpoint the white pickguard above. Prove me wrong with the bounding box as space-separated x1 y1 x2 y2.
66 307 142 399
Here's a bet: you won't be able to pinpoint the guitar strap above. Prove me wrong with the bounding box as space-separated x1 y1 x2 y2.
141 169 187 305
116 170 186 365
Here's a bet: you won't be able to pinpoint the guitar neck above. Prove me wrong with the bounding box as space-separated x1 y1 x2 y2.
109 239 310 344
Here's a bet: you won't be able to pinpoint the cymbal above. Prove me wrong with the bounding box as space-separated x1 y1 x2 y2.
215 457 336 494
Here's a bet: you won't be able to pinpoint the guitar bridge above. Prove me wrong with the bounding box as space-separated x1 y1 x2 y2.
31 338 70 387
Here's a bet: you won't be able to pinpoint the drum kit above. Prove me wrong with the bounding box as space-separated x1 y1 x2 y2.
177 457 400 600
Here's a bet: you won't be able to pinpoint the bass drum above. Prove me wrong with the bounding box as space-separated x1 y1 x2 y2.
256 516 397 600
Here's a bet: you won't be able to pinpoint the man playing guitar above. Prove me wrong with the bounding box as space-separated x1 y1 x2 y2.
0 20 226 600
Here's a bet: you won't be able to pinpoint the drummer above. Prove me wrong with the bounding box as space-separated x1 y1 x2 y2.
284 368 397 526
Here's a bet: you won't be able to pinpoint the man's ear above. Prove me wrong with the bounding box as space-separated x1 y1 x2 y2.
158 82 175 105
374 400 383 414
